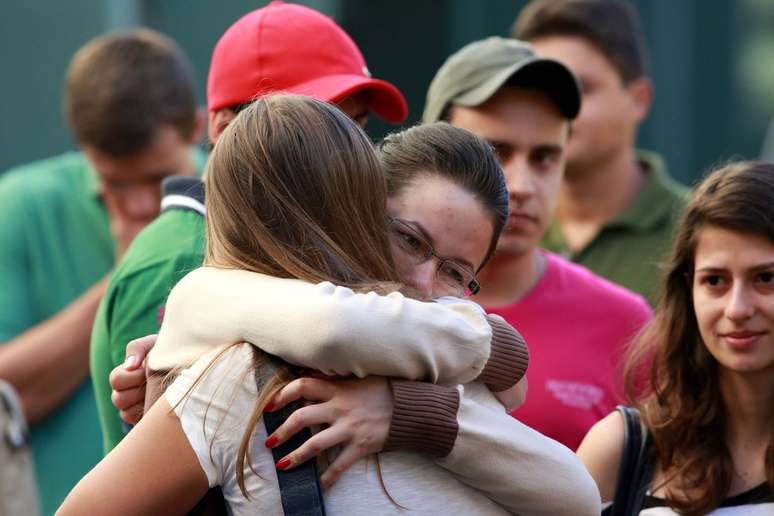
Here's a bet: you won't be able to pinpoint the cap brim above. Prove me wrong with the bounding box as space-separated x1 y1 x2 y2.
287 74 408 124
454 58 581 120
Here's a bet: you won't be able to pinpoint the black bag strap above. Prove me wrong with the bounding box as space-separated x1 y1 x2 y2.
255 357 326 516
611 405 654 516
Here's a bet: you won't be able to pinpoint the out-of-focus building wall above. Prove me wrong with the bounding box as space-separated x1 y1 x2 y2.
1 0 772 185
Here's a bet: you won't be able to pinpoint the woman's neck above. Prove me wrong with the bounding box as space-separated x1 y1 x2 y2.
651 368 774 500
721 369 774 494
721 368 774 447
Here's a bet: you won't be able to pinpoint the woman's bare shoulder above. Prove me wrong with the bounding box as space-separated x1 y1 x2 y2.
576 410 626 503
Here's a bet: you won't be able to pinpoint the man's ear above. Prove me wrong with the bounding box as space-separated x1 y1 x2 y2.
626 77 653 123
207 108 237 144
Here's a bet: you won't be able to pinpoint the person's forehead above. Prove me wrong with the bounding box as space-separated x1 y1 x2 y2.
694 226 774 267
87 126 189 179
447 87 568 144
388 174 483 225
530 35 620 82
388 175 492 266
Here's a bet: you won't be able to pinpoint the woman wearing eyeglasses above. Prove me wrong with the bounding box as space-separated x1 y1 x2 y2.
61 99 599 515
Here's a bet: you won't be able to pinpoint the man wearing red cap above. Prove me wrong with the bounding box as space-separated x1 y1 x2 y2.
90 1 408 453
206 1 406 125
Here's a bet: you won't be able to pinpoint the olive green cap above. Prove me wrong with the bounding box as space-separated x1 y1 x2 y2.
423 36 581 123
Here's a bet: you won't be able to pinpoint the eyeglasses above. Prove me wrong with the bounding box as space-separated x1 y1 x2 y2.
387 217 481 297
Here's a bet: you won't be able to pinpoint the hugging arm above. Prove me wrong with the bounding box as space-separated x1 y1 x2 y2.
436 383 602 516
150 266 525 389
131 267 562 511
265 378 599 516
57 397 208 516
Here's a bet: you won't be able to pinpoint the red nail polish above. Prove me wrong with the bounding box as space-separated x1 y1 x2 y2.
265 436 278 448
264 401 275 412
276 457 291 470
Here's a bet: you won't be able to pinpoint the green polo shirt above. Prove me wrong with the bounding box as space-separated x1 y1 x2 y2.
0 149 205 515
0 152 113 516
541 151 688 306
90 205 206 454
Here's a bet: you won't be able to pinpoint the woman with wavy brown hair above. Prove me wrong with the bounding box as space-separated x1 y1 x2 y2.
579 161 774 515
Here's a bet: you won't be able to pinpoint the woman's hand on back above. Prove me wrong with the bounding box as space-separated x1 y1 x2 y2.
109 334 157 424
264 376 393 490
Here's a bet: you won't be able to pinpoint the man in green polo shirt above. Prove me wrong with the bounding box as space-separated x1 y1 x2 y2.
91 2 409 454
91 180 207 452
0 30 204 515
513 0 687 305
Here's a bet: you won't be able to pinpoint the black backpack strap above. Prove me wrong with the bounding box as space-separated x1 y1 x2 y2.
160 176 206 216
157 177 223 516
611 406 654 516
255 357 326 516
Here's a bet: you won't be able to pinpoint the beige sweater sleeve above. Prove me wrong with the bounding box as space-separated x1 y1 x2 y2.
150 267 584 513
438 383 602 516
149 267 494 385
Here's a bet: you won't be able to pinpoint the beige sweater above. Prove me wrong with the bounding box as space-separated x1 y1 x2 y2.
150 268 517 384
150 267 600 515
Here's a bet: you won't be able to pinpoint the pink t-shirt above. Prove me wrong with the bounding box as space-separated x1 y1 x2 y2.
485 252 652 451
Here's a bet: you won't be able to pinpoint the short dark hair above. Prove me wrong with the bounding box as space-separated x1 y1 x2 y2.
512 0 649 84
378 122 509 270
64 29 197 156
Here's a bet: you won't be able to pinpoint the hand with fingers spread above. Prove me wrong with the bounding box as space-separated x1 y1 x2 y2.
109 334 157 425
263 376 393 490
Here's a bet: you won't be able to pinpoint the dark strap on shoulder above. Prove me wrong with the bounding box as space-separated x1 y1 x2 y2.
160 176 205 215
256 357 326 516
613 405 643 512
611 405 654 516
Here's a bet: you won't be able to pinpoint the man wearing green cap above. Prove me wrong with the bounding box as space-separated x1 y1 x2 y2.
423 36 653 451
513 0 688 306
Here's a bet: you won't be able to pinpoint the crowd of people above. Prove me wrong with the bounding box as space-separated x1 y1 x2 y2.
0 0 772 515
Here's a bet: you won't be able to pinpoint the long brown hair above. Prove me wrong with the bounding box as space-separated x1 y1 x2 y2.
202 94 400 494
624 161 774 514
378 122 509 271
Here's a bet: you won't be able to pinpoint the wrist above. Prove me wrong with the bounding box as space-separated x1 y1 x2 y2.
384 379 459 458
474 314 529 392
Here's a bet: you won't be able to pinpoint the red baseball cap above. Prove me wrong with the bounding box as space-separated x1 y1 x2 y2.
207 1 408 123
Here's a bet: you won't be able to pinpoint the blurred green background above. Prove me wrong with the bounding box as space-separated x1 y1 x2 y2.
2 0 774 185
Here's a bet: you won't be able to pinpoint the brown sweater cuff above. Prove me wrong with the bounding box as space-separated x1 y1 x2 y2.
474 314 530 392
384 379 459 458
